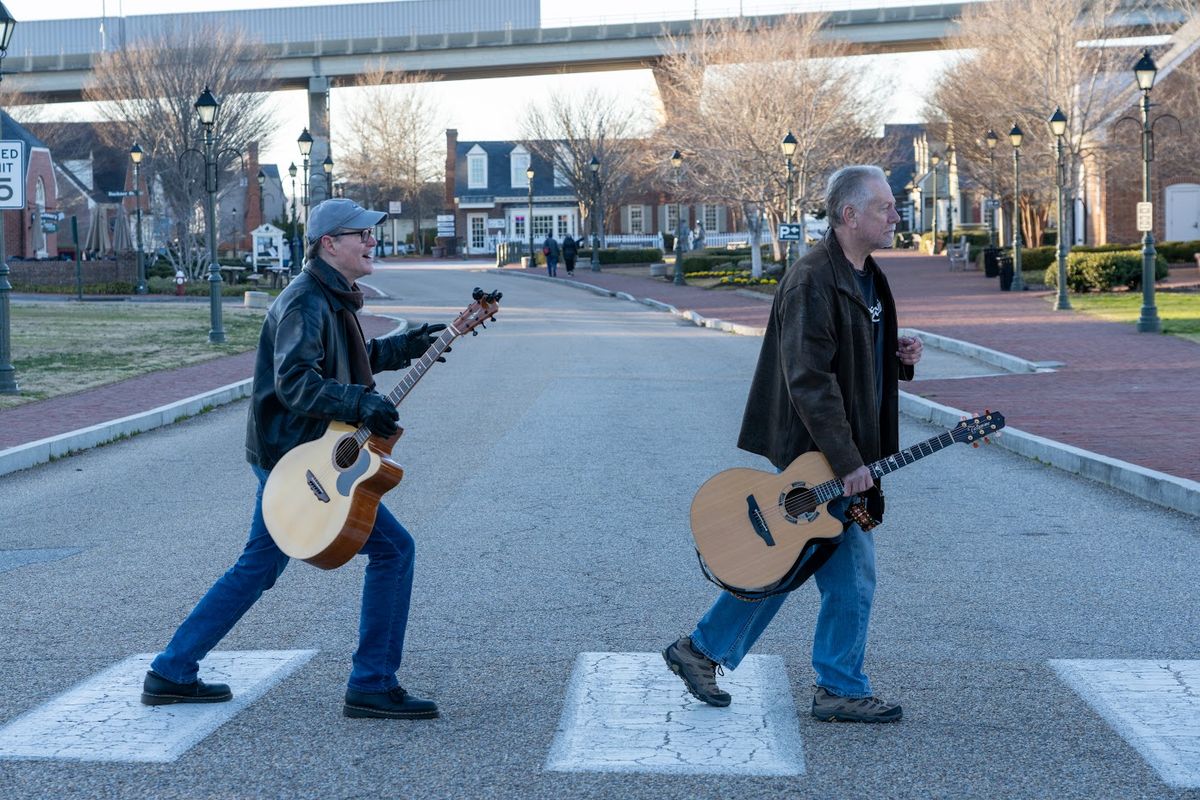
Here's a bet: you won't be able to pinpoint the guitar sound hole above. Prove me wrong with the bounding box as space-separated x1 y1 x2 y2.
783 488 817 517
334 439 361 469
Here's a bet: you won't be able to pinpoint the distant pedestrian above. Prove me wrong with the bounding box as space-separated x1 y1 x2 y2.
543 233 560 277
562 234 578 276
694 223 706 251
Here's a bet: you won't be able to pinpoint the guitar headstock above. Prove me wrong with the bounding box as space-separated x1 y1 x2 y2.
451 288 502 337
950 410 1006 447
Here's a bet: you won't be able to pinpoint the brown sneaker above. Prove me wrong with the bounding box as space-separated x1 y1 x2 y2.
811 686 902 723
662 635 731 707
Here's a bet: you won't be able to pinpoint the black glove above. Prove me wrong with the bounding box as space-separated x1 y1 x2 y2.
404 323 449 362
358 391 399 438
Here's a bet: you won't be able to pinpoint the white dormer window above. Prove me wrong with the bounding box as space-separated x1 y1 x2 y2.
510 145 530 189
554 145 570 187
467 144 487 190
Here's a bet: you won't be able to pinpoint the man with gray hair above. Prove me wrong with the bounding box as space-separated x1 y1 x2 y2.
664 165 922 722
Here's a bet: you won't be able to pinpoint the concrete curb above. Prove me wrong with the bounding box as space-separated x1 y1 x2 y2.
900 392 1200 518
0 380 253 477
900 327 1063 374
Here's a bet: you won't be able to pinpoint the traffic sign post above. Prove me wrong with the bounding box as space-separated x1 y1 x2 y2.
0 140 25 394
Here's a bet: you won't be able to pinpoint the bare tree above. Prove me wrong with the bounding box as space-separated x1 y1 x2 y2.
520 87 653 248
84 25 279 278
654 14 887 275
335 65 445 254
932 0 1132 248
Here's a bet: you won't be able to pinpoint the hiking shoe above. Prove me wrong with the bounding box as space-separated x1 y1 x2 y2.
141 670 232 705
811 686 902 723
344 686 439 720
662 635 731 707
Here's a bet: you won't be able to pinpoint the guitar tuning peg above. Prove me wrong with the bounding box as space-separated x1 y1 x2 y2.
983 437 991 444
972 442 980 448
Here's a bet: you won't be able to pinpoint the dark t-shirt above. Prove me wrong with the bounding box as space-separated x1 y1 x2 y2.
854 266 885 412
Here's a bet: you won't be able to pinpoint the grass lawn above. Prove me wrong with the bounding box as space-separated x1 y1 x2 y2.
1066 291 1200 342
1 301 265 410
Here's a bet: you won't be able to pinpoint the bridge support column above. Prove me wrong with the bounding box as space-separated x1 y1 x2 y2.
308 76 332 206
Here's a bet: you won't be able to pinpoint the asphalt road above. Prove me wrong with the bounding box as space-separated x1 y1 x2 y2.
0 265 1197 800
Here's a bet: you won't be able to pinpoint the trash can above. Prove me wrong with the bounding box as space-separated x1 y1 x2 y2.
983 246 1001 278
998 254 1014 291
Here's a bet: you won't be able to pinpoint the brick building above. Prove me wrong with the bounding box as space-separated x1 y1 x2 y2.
1 111 59 260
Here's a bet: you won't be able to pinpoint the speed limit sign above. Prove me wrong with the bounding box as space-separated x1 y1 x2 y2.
0 140 25 210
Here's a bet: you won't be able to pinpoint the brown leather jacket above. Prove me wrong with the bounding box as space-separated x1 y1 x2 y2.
737 231 913 478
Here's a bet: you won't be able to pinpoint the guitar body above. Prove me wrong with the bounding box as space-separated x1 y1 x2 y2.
690 451 844 592
262 422 404 570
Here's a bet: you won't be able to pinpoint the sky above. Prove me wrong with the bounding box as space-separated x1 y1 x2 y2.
2 0 952 177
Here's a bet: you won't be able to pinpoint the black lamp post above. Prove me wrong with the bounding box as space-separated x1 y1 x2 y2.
322 154 333 200
526 164 535 266
985 129 999 247
130 143 147 294
287 162 299 273
1049 107 1071 310
298 128 313 240
1010 123 1026 292
590 155 601 271
194 86 225 343
781 131 797 264
1134 48 1161 332
671 149 686 285
945 144 956 248
930 151 941 251
256 168 266 224
0 2 18 394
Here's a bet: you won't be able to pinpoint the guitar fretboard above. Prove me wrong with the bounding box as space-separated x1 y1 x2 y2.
810 430 958 505
349 326 460 448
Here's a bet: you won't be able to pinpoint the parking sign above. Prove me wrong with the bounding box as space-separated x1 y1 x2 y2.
0 141 25 210
778 223 803 241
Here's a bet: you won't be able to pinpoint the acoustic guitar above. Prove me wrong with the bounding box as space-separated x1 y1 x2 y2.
262 288 501 570
690 411 1005 593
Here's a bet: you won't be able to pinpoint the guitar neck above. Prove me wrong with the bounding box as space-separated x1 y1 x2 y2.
814 429 958 504
350 327 459 447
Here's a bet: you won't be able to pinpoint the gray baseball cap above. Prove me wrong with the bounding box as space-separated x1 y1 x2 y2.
305 198 387 242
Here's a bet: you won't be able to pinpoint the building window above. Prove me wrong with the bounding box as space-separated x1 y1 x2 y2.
511 147 530 188
467 146 487 189
514 214 526 238
629 205 644 234
703 204 718 233
666 203 679 232
557 214 571 237
533 214 554 239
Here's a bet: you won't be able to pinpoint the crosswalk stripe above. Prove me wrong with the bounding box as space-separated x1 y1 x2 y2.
1051 659 1200 788
0 650 316 763
545 652 804 775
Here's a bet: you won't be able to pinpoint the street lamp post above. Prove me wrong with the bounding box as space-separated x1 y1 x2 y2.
1134 49 1162 333
781 131 797 265
1049 107 1071 310
526 164 535 266
930 151 940 252
1010 123 1026 292
670 149 686 285
287 162 299 273
194 86 225 343
130 143 147 295
0 3 19 394
298 128 313 243
985 129 998 247
946 144 956 248
590 155 601 271
322 154 333 200
256 168 266 224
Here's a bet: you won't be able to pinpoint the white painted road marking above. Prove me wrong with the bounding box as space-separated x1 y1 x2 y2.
545 652 804 775
0 650 316 763
1051 659 1200 788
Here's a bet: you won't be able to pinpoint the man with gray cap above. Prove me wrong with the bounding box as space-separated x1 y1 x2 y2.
142 198 445 720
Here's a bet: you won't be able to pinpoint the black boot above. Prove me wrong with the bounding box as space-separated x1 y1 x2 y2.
344 686 439 720
141 670 232 705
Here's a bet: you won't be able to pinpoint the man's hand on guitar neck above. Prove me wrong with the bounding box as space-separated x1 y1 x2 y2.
841 465 875 496
359 391 400 438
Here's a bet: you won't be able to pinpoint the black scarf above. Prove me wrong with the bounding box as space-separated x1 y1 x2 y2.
305 259 374 390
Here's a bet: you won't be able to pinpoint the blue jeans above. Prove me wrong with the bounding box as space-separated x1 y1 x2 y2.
690 497 879 698
546 256 558 277
151 465 416 693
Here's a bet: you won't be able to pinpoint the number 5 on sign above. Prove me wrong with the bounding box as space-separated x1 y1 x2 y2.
0 141 26 210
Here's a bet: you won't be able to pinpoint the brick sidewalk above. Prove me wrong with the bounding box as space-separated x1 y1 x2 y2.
554 254 1199 483
0 313 397 451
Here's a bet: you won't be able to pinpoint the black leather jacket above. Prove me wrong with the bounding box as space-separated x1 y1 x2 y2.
244 257 409 470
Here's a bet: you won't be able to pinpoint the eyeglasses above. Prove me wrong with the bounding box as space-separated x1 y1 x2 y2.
330 228 375 243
